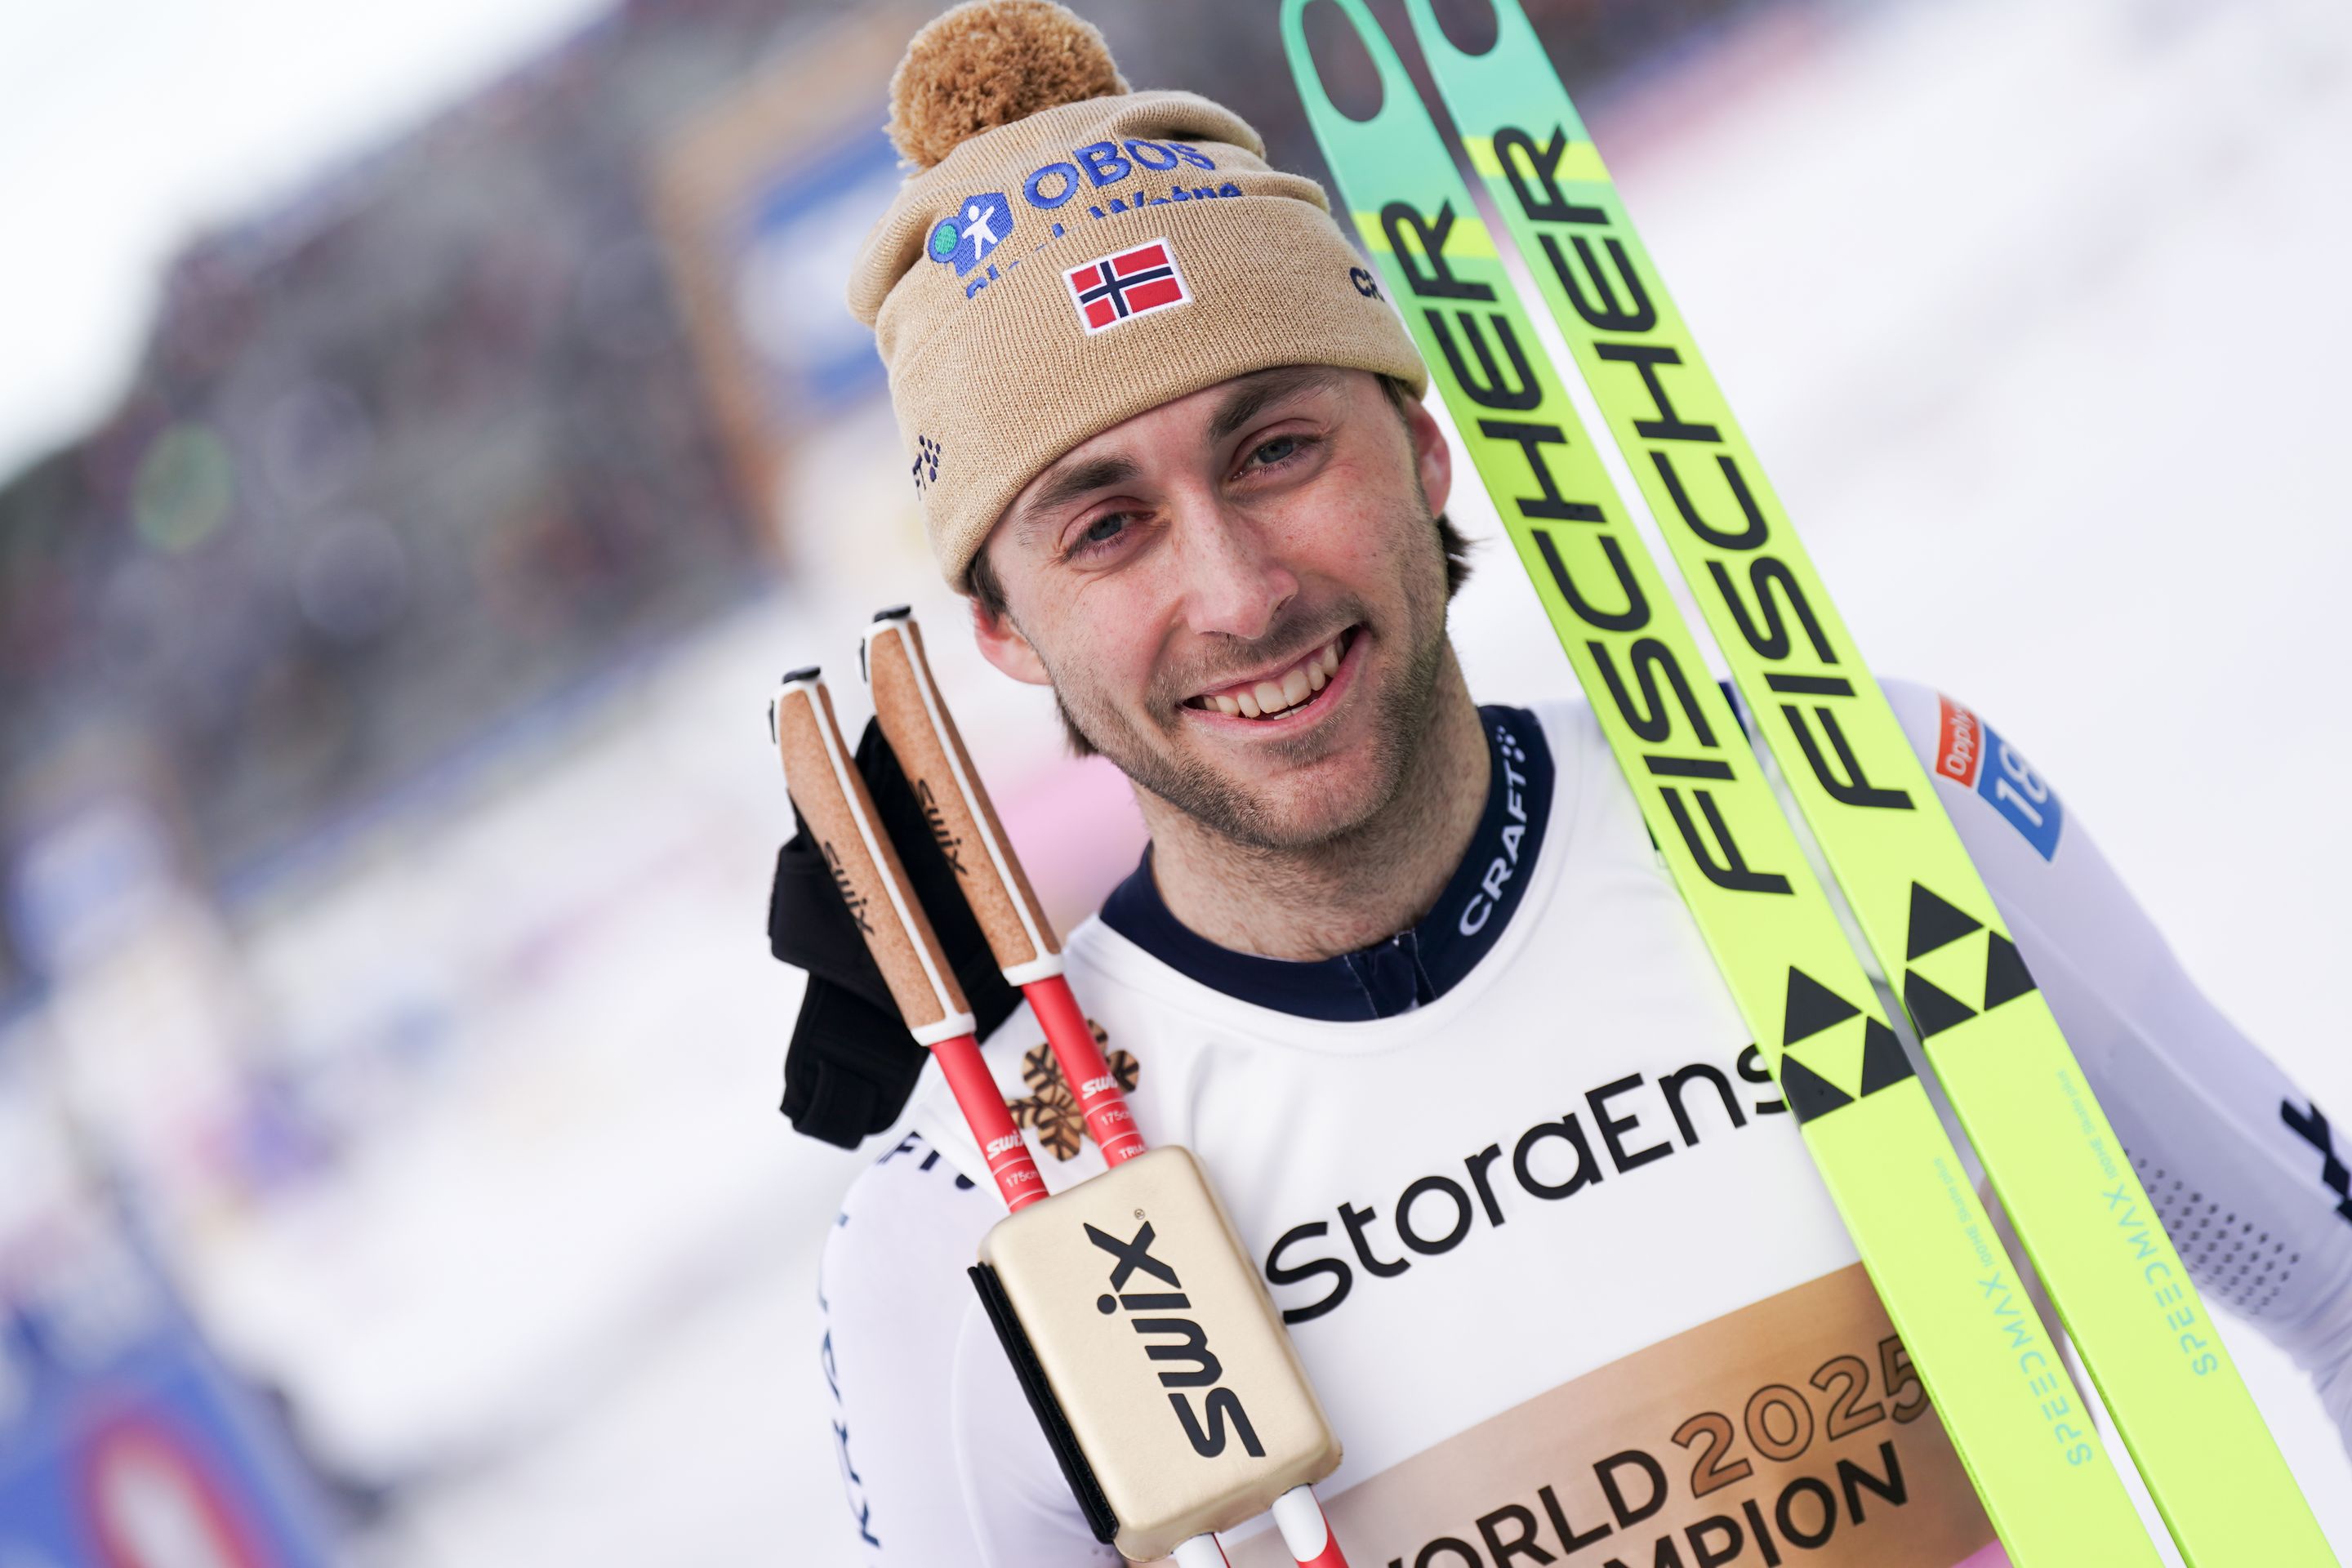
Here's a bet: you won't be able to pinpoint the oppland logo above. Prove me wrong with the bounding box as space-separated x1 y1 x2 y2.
1085 1219 1265 1460
927 192 1014 275
1936 695 1984 787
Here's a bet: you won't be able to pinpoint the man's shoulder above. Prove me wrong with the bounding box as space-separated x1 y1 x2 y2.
826 1128 1002 1286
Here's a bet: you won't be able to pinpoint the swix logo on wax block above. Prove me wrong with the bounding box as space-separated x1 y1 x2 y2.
1086 1218 1266 1460
1065 238 1190 333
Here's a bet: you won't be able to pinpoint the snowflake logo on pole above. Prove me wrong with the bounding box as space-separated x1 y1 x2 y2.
1008 1023 1138 1161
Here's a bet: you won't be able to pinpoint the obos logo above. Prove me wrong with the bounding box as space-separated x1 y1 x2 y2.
928 192 1015 275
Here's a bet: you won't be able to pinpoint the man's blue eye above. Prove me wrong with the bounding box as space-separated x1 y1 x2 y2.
1085 515 1125 545
1254 436 1298 465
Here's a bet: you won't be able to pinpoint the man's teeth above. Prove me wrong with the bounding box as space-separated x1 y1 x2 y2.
1201 636 1344 719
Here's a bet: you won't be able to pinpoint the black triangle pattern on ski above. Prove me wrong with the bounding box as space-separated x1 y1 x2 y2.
1904 967 1979 1039
1783 966 1860 1047
1983 930 2037 1011
1906 881 1983 960
1777 1052 1855 1124
1858 1019 1915 1097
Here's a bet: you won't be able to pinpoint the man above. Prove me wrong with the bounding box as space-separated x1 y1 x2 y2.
793 2 2352 1562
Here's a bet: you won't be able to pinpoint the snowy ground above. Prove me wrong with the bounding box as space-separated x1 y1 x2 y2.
178 0 2352 1561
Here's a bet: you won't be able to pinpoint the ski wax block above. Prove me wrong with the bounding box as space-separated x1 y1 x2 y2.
976 1146 1340 1562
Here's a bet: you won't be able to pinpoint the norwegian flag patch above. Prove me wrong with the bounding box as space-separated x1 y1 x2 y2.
1064 238 1190 334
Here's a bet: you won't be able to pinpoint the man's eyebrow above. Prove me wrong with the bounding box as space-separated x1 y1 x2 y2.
1010 368 1343 545
1015 455 1141 542
1206 365 1348 447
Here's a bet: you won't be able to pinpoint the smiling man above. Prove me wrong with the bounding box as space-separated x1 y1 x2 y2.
970 363 1485 964
791 4 2352 1565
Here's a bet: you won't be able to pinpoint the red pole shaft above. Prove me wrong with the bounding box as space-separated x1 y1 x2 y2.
932 1033 1047 1209
1022 973 1147 1165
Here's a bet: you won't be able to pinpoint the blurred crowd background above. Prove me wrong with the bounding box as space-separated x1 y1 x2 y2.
2 0 2349 1563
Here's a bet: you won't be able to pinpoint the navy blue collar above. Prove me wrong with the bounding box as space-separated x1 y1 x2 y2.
1098 706 1553 1022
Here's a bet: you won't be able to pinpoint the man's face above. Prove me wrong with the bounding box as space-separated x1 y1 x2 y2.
972 366 1455 850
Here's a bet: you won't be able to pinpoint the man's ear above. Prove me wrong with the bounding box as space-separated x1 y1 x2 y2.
969 592 1050 687
1402 391 1453 519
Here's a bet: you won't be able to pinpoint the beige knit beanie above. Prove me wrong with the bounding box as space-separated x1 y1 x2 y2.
847 0 1429 588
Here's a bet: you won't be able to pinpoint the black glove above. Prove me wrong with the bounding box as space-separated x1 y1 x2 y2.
769 719 1020 1147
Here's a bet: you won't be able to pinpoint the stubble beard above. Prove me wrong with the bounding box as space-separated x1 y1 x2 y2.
1039 506 1454 855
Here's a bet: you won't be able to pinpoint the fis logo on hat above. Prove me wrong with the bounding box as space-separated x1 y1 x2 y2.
927 192 1014 275
1066 238 1190 334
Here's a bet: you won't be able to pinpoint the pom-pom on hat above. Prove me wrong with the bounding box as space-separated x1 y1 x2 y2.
849 0 1428 589
886 0 1128 170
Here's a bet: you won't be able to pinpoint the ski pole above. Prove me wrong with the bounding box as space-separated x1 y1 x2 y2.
859 609 1350 1568
775 664 1343 1562
768 667 1046 1211
862 607 1145 1167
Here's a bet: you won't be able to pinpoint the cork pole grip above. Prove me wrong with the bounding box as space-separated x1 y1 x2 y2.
864 612 1062 981
772 674 973 1045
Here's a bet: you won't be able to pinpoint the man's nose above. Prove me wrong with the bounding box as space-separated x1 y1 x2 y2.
1168 496 1298 642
